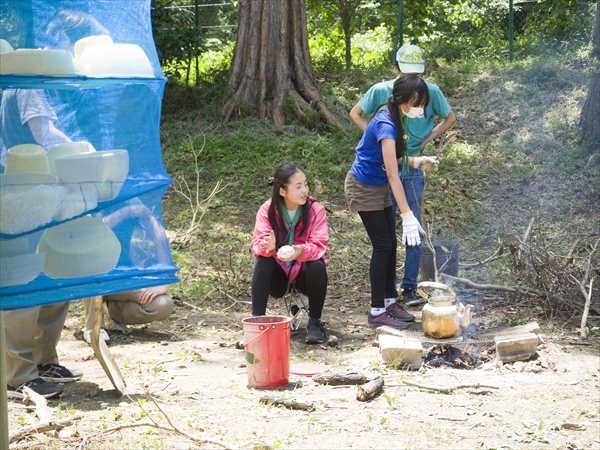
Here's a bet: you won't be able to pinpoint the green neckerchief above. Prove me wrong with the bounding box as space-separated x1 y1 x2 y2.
278 204 302 266
400 115 410 180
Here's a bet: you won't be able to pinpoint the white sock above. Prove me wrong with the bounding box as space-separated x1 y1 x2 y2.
384 298 397 308
370 307 386 316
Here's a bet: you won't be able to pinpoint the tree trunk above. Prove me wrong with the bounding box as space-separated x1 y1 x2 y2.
340 5 352 70
581 0 600 147
222 0 343 128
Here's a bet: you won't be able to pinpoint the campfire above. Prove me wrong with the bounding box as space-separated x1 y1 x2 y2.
423 343 493 369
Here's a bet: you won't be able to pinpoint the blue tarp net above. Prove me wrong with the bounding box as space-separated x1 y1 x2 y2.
0 0 179 310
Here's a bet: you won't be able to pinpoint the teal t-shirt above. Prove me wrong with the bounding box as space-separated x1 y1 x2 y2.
358 78 451 156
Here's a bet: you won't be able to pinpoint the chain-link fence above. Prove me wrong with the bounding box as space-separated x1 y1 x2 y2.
152 0 595 84
394 0 596 63
151 0 236 82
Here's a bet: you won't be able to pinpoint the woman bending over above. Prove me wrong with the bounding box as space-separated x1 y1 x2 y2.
345 74 437 329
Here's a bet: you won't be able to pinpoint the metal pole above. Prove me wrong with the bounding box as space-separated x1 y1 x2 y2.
509 0 514 62
1 312 9 449
195 0 200 84
393 0 404 64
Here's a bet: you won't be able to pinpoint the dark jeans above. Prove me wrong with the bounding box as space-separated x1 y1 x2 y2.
251 256 327 319
390 167 424 291
358 206 399 309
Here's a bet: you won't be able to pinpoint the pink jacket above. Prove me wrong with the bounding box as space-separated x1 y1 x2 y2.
250 196 329 282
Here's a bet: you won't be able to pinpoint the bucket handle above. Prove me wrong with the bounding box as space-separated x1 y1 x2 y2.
243 324 276 348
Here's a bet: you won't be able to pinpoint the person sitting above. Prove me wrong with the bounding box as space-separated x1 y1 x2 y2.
2 88 80 400
250 163 329 344
81 286 173 343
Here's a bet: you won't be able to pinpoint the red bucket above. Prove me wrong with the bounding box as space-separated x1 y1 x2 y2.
242 315 291 388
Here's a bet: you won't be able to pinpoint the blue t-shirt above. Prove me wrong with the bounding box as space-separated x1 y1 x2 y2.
350 110 397 186
358 78 451 156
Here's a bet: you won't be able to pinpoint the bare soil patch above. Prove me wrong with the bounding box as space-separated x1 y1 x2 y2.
7 295 600 449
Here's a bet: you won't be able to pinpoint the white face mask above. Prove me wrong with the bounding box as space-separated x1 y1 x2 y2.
405 106 424 119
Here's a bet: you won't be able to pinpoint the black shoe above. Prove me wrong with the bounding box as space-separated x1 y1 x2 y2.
402 288 423 303
7 377 63 399
305 318 326 344
37 364 83 383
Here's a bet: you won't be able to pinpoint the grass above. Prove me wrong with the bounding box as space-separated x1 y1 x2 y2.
160 54 599 317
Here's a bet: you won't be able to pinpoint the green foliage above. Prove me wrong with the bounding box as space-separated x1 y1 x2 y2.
408 0 509 62
152 0 205 81
515 0 595 57
151 0 236 84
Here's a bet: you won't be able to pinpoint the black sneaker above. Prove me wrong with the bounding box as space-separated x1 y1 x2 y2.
37 364 83 383
402 288 423 303
305 318 326 344
7 377 63 399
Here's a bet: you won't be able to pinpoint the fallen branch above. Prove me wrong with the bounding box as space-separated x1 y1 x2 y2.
9 412 84 443
174 298 204 311
259 396 315 411
572 238 599 340
356 375 384 401
439 273 543 297
135 386 233 449
517 217 535 263
312 372 367 386
459 247 504 269
402 380 499 394
22 386 51 424
219 290 252 312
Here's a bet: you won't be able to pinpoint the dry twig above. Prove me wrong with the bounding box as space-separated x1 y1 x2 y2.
403 380 499 394
459 247 504 269
169 135 231 247
259 396 315 411
570 238 599 339
9 412 84 444
440 273 543 297
22 386 51 424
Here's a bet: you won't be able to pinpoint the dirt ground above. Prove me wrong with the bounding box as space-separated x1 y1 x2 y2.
5 293 600 450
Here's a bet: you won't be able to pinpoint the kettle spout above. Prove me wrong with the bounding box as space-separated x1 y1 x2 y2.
459 304 472 329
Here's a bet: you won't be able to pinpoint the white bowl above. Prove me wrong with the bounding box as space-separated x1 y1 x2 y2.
0 39 14 54
5 144 51 174
0 49 80 76
37 216 121 279
48 141 96 176
0 172 58 195
54 150 129 202
0 253 46 287
0 172 67 235
74 35 114 61
77 44 154 78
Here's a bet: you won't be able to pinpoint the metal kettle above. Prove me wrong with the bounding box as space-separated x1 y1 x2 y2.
418 281 472 339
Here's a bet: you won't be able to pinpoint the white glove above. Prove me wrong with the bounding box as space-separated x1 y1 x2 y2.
414 156 439 173
401 211 425 246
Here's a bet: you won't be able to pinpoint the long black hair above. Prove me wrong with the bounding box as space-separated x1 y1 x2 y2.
386 74 429 160
266 163 312 247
